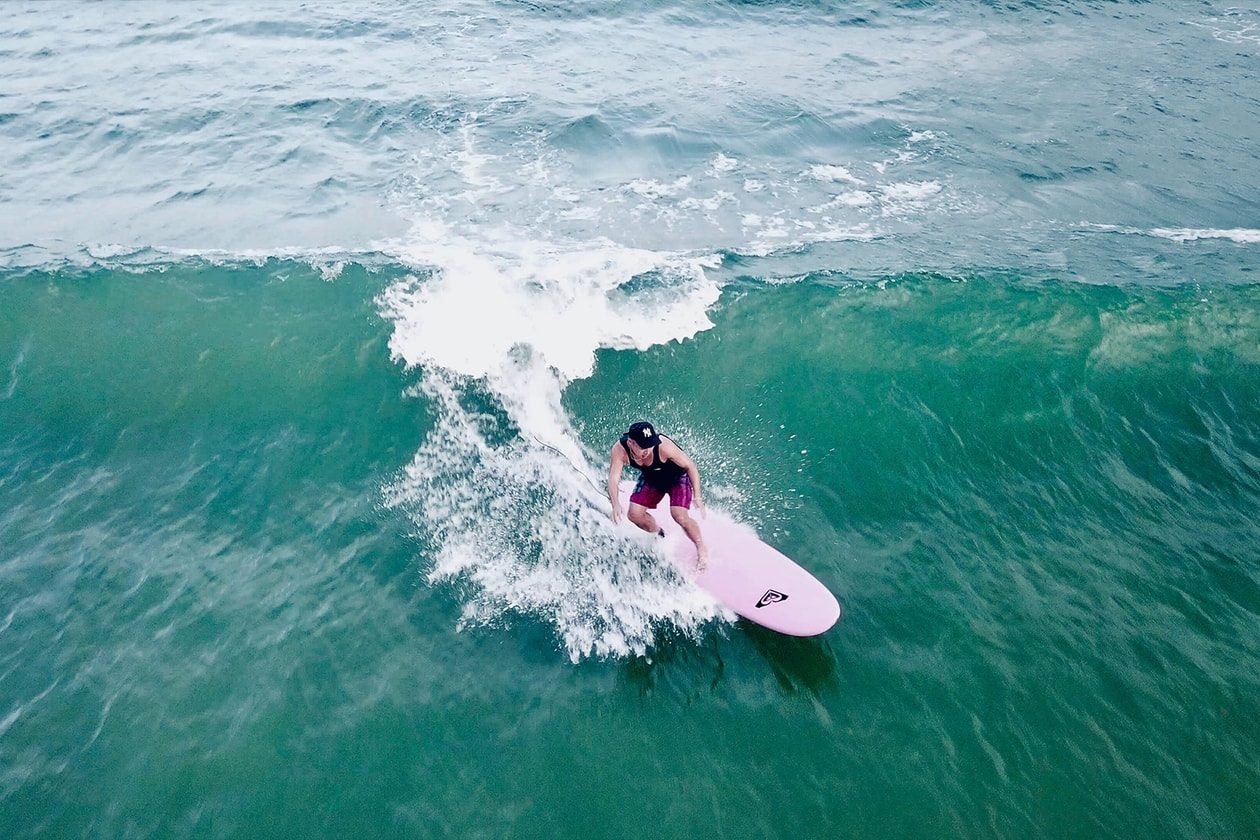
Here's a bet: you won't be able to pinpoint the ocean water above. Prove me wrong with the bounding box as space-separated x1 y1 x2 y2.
2 0 1259 837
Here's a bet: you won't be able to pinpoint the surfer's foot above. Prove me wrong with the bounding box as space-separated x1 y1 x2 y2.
696 544 710 572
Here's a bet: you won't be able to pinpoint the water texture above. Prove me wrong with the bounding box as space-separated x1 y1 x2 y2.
2 1 1258 837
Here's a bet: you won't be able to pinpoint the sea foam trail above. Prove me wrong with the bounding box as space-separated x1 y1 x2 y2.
1149 228 1260 244
378 220 727 660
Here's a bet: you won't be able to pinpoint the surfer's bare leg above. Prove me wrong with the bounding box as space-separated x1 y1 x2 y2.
671 506 710 570
627 503 660 535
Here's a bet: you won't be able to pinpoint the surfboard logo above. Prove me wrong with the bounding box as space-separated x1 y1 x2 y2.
755 589 789 608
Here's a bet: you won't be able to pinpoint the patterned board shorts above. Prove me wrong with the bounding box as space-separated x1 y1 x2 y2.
629 473 693 509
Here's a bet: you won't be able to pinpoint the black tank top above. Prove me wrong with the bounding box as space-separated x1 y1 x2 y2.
621 435 687 490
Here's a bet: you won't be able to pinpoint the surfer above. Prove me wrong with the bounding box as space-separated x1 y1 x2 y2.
607 421 710 570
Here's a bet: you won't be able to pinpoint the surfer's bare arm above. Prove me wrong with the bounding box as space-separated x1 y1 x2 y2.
660 439 704 514
607 443 628 523
687 462 704 515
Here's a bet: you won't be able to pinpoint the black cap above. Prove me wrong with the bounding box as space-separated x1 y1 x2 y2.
626 421 661 448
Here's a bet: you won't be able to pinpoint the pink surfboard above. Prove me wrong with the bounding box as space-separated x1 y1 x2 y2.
622 482 841 636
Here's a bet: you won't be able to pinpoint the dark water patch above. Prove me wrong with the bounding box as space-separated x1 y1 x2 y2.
120 17 223 46
155 185 214 204
550 113 619 149
283 97 392 145
976 0 1150 14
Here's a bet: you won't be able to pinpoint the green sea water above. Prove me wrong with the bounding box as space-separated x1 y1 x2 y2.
3 260 1259 837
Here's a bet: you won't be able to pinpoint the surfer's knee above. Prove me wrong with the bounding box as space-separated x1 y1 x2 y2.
670 507 693 527
628 506 655 531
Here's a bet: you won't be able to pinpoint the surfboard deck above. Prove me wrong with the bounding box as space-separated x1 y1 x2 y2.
621 482 841 636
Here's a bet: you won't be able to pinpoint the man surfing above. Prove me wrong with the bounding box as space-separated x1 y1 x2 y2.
607 421 710 570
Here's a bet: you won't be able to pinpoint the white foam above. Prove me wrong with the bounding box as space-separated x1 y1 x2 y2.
379 219 719 385
879 181 943 204
809 164 864 185
452 120 503 193
1149 228 1260 244
1086 225 1260 245
625 177 693 200
1189 11 1260 46
85 242 143 259
680 191 737 212
822 190 877 208
708 153 740 175
382 370 726 662
741 211 877 255
378 219 728 659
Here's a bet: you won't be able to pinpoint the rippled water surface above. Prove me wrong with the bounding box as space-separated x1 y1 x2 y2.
2 1 1259 837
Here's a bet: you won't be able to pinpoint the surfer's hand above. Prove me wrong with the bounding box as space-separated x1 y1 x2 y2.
694 498 706 518
610 503 623 525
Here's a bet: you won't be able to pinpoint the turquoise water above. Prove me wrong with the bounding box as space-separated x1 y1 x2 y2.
3 1 1260 837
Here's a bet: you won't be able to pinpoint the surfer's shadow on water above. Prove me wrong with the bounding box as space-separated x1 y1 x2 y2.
740 623 842 695
619 622 841 701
